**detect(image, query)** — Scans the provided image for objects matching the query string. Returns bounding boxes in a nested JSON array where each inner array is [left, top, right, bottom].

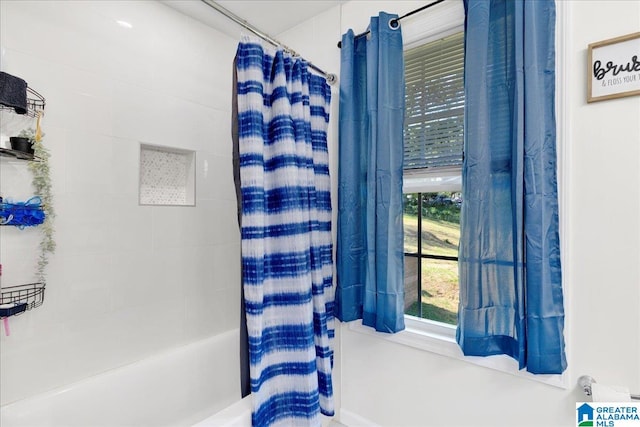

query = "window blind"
[[404, 32, 464, 171]]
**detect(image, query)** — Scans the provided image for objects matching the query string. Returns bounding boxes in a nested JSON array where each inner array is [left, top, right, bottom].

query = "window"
[[402, 32, 464, 325], [350, 2, 567, 387], [404, 32, 464, 171]]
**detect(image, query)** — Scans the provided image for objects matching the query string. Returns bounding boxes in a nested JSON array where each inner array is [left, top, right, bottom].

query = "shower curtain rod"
[[200, 0, 337, 85], [336, 0, 447, 48]]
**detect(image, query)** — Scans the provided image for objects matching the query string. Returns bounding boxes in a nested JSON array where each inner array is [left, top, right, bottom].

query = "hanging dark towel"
[[232, 55, 251, 399], [0, 72, 28, 115]]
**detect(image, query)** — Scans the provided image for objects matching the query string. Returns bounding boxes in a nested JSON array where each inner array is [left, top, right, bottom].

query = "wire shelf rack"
[[0, 147, 37, 161], [0, 282, 46, 316], [0, 86, 46, 118]]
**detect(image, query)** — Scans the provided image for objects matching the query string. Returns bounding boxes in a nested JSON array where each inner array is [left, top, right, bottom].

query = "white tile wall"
[[0, 0, 240, 405]]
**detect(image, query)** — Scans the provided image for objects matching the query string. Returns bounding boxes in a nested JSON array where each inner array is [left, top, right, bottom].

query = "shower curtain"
[[235, 37, 334, 427]]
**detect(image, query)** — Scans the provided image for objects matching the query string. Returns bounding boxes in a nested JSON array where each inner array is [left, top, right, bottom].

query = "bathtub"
[[192, 396, 350, 427], [0, 327, 358, 427], [0, 329, 242, 426], [192, 395, 252, 427]]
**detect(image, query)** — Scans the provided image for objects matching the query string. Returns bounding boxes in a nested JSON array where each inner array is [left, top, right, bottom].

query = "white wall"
[[0, 0, 240, 405], [567, 0, 640, 418], [281, 1, 640, 426]]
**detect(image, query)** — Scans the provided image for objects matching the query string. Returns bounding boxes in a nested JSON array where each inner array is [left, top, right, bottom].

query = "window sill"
[[346, 316, 568, 390]]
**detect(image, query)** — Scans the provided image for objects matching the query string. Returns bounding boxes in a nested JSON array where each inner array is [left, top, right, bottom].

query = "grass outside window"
[[403, 193, 460, 325]]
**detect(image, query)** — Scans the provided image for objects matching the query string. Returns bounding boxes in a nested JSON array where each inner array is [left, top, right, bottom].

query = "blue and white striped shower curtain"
[[235, 38, 335, 427]]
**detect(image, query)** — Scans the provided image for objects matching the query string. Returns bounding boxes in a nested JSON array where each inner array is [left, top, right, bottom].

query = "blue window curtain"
[[457, 0, 567, 374], [235, 37, 335, 427], [335, 12, 406, 333]]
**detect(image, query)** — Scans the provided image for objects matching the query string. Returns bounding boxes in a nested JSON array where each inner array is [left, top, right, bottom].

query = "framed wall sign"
[[587, 32, 640, 103]]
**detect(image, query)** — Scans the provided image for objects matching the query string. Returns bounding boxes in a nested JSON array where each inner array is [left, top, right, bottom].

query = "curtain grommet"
[[389, 19, 399, 30]]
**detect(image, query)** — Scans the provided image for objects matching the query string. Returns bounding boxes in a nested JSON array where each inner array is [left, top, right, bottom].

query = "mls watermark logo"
[[578, 403, 595, 426], [577, 402, 640, 426]]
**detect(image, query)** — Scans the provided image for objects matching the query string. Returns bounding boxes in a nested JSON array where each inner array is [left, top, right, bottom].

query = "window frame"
[[346, 0, 570, 389]]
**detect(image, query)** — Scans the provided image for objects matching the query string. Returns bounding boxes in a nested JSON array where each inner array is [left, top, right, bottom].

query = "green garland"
[[20, 128, 55, 282]]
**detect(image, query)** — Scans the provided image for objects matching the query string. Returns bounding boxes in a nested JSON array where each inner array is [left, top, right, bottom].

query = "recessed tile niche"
[[139, 144, 195, 206]]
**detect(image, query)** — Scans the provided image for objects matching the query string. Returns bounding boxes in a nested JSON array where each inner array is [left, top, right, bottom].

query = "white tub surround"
[[1, 331, 240, 427]]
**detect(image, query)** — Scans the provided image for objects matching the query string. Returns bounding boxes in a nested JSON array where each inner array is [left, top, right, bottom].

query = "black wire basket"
[[0, 86, 46, 118], [0, 282, 45, 317]]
